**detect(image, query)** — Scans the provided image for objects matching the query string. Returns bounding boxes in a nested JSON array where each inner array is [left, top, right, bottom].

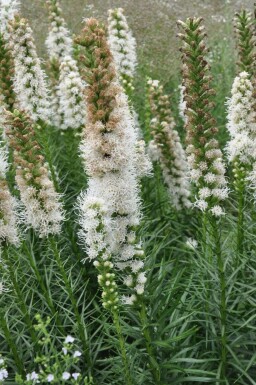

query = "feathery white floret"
[[0, 0, 20, 36], [45, 0, 73, 61], [8, 17, 51, 122], [57, 55, 86, 129], [226, 72, 256, 164]]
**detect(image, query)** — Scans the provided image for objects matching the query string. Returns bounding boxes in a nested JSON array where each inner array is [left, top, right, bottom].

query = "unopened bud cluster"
[[108, 8, 136, 97], [0, 35, 15, 110], [234, 10, 255, 76], [147, 78, 191, 210], [178, 17, 228, 216], [5, 110, 64, 237]]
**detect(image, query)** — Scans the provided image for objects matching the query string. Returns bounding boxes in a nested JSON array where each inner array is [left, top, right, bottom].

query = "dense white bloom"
[[0, 0, 20, 36], [226, 72, 256, 164], [8, 17, 51, 122], [0, 144, 19, 245], [57, 56, 86, 129], [108, 8, 137, 90], [45, 0, 73, 61], [73, 350, 82, 358]]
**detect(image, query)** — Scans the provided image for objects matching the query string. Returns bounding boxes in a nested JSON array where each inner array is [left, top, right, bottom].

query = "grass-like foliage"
[[0, 1, 256, 385]]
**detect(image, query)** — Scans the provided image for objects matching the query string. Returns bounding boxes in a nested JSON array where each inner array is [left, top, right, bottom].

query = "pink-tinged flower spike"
[[234, 10, 255, 76], [147, 78, 191, 210], [108, 8, 137, 98], [8, 16, 51, 123], [0, 0, 20, 37], [57, 55, 86, 129], [177, 18, 228, 217], [5, 110, 64, 238], [75, 18, 146, 305], [0, 143, 19, 245]]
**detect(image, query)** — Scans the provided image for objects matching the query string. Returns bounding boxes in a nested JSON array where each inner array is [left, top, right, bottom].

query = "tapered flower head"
[[234, 10, 255, 76], [147, 78, 191, 209], [8, 16, 51, 122], [178, 17, 228, 216], [56, 55, 86, 129], [108, 8, 137, 96], [45, 0, 73, 62], [5, 110, 64, 237]]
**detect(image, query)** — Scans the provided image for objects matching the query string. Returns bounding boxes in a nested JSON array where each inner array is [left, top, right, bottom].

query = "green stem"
[[212, 218, 227, 381], [49, 237, 93, 375], [111, 308, 133, 385], [237, 185, 245, 265], [0, 312, 25, 375], [21, 241, 63, 333], [139, 301, 161, 384]]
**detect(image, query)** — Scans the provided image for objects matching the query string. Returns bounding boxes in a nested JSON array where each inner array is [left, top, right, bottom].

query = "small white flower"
[[62, 372, 71, 380], [0, 368, 8, 380], [186, 238, 198, 250], [72, 373, 81, 380], [47, 374, 54, 382], [62, 347, 68, 355], [73, 350, 82, 358], [65, 335, 75, 344]]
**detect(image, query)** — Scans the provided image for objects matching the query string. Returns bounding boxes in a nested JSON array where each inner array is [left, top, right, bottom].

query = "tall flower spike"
[[0, 0, 20, 37], [0, 142, 19, 245], [76, 18, 146, 305], [5, 110, 64, 238], [108, 8, 137, 97], [57, 55, 86, 129], [147, 78, 191, 210], [234, 10, 255, 76], [226, 72, 256, 190], [177, 18, 228, 217], [8, 16, 51, 123]]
